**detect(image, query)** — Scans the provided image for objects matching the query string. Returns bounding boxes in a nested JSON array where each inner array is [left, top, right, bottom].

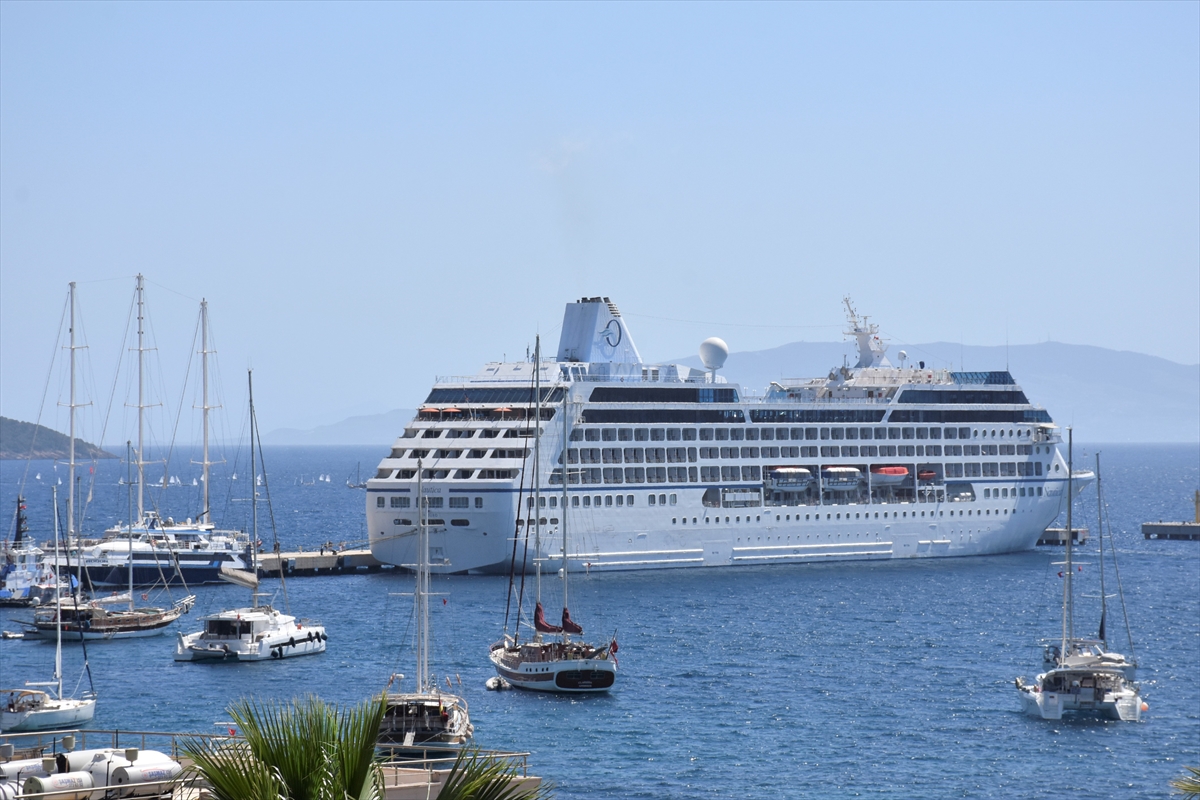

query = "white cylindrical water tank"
[[0, 757, 49, 782], [110, 762, 183, 796], [21, 771, 95, 799]]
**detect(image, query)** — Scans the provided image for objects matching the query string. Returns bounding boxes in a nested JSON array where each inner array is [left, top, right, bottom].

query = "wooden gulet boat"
[[488, 336, 618, 693]]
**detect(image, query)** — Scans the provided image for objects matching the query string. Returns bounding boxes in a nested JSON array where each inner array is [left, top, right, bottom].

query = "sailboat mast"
[[200, 299, 212, 524], [248, 371, 258, 608], [416, 459, 428, 693], [533, 336, 542, 606], [52, 486, 63, 700], [66, 282, 78, 539], [561, 390, 569, 636], [1095, 453, 1108, 647], [127, 441, 134, 612], [135, 274, 146, 522], [1062, 428, 1074, 652]]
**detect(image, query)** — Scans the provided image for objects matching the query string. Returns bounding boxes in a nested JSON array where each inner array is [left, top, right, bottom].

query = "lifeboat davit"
[[870, 465, 909, 485]]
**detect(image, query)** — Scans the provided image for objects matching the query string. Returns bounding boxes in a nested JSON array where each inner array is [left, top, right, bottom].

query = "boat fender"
[[306, 631, 313, 642], [272, 649, 280, 658]]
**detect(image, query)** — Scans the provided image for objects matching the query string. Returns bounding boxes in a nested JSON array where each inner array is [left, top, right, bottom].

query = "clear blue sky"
[[2, 1, 1197, 440]]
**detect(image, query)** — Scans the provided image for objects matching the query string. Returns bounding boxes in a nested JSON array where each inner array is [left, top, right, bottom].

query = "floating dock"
[[255, 548, 399, 577], [1037, 527, 1088, 546]]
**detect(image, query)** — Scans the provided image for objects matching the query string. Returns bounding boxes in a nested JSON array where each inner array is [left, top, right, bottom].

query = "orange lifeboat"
[[870, 465, 908, 485]]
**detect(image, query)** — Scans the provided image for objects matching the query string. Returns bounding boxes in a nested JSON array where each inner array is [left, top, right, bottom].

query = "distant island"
[[0, 416, 116, 460]]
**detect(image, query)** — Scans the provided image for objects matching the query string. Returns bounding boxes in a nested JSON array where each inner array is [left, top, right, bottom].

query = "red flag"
[[442, 598, 447, 605]]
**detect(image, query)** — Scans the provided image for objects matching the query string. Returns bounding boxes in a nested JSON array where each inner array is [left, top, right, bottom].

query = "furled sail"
[[561, 607, 583, 635], [534, 601, 562, 634], [219, 565, 259, 590]]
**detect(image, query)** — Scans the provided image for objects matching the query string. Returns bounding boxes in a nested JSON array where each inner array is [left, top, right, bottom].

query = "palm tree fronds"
[[437, 746, 552, 800], [1170, 765, 1200, 799]]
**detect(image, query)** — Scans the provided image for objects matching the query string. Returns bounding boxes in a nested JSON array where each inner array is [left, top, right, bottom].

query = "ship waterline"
[[369, 297, 1086, 574]]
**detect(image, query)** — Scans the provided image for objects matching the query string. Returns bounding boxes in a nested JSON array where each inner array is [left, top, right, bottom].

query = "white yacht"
[[369, 297, 1089, 575], [0, 497, 61, 607], [174, 371, 327, 663]]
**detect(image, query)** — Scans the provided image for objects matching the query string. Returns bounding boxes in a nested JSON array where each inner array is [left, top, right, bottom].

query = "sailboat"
[[45, 287, 252, 589], [1037, 452, 1139, 680], [1016, 430, 1145, 721], [175, 371, 327, 662], [488, 336, 618, 693], [346, 463, 367, 489], [28, 443, 195, 641], [379, 460, 473, 749], [1, 487, 97, 732]]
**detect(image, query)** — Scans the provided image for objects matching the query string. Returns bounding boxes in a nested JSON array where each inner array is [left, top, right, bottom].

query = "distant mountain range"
[[0, 416, 116, 460], [259, 341, 1198, 446], [261, 409, 417, 447]]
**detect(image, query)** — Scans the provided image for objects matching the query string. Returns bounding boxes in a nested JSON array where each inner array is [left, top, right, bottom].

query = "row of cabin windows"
[[378, 456, 1046, 484], [402, 425, 1039, 445], [569, 426, 1035, 443], [400, 428, 533, 441], [527, 493, 680, 509], [567, 444, 1041, 463], [375, 468, 519, 480], [390, 447, 531, 459], [378, 496, 485, 509]]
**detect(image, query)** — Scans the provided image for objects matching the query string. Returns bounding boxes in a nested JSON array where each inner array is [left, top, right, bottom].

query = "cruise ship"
[[368, 297, 1086, 574]]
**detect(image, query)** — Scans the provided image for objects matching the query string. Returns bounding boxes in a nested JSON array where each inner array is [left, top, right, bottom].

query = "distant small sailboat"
[[34, 473, 41, 481], [191, 478, 198, 486]]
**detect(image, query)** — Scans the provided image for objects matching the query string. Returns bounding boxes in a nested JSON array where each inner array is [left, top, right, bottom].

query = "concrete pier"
[[1037, 527, 1089, 546], [1142, 522, 1200, 541]]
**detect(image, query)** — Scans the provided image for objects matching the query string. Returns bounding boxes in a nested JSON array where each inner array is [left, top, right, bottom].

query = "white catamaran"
[[1015, 431, 1145, 722], [370, 297, 1091, 575]]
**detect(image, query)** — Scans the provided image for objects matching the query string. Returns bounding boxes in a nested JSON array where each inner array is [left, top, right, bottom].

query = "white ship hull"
[[370, 477, 1075, 574]]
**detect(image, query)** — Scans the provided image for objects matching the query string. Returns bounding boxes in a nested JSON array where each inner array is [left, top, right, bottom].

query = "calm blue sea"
[[2, 443, 1198, 799]]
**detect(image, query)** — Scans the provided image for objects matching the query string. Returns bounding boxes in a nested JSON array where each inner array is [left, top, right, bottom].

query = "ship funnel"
[[556, 297, 642, 364]]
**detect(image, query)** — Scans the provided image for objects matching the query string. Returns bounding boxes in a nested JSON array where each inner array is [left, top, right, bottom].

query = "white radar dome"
[[699, 337, 729, 371]]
